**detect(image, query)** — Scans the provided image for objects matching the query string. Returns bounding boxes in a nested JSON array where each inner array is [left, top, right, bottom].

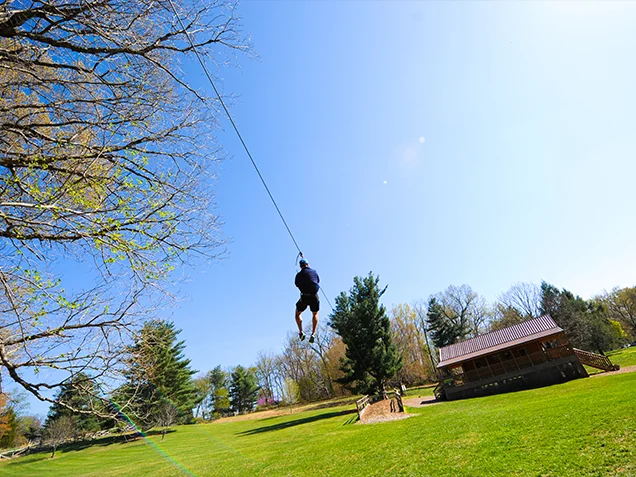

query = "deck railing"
[[573, 348, 619, 372]]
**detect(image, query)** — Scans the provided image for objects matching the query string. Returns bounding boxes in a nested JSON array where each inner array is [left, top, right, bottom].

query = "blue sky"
[[178, 0, 636, 368], [21, 1, 636, 416]]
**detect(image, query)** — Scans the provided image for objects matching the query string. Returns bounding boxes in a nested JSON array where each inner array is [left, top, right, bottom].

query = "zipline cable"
[[161, 0, 398, 384], [168, 0, 339, 315], [167, 1, 377, 363], [167, 0, 303, 257], [167, 4, 379, 380]]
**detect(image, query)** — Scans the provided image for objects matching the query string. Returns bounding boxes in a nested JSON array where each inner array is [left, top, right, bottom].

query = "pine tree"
[[208, 366, 231, 417], [540, 282, 622, 353], [117, 320, 198, 430], [329, 273, 402, 394], [426, 297, 464, 348], [43, 373, 103, 438], [228, 366, 259, 414]]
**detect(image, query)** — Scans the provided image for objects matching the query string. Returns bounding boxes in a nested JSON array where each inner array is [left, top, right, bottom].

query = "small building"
[[435, 315, 588, 401]]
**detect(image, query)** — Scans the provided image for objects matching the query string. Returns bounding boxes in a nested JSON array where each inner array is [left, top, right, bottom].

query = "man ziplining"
[[295, 259, 320, 343]]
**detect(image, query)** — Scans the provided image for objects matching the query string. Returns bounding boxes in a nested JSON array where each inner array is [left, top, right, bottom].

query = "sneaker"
[[308, 334, 315, 344], [299, 332, 306, 341]]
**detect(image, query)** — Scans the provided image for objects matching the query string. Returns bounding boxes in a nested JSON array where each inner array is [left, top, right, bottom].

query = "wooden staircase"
[[573, 348, 620, 372], [433, 382, 445, 401]]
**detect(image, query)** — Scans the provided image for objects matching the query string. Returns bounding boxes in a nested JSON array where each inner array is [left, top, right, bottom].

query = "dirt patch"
[[590, 365, 636, 377], [359, 399, 413, 424]]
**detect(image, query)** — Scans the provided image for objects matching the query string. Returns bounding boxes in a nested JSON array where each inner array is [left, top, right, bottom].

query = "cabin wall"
[[441, 355, 587, 401], [438, 333, 587, 400]]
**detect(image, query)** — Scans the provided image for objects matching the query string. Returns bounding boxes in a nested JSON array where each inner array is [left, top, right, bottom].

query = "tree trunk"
[[422, 326, 438, 371]]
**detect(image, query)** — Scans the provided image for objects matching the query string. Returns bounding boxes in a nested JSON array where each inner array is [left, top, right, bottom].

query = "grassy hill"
[[608, 345, 636, 368], [2, 351, 635, 476]]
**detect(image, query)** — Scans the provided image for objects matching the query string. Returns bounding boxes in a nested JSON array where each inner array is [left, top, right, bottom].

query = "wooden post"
[[510, 351, 520, 371], [495, 353, 508, 373], [396, 392, 404, 413], [486, 358, 495, 377]]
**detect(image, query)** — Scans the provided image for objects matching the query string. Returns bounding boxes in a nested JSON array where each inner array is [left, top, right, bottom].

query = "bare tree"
[[498, 283, 541, 319], [44, 415, 74, 458], [155, 401, 179, 441], [192, 375, 211, 420], [321, 337, 349, 397], [278, 331, 332, 402], [390, 304, 434, 385], [280, 377, 299, 414], [253, 327, 348, 404], [254, 351, 279, 403], [603, 287, 636, 339], [0, 1, 248, 417], [433, 285, 491, 338], [306, 324, 337, 397]]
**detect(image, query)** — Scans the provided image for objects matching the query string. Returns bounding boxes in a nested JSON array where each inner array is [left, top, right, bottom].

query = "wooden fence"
[[0, 446, 32, 460], [355, 395, 370, 418]]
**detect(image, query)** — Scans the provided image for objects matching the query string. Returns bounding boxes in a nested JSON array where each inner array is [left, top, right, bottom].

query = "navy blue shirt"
[[295, 267, 320, 295]]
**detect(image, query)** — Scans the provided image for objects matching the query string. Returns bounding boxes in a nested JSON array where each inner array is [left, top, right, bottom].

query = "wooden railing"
[[387, 389, 404, 413], [574, 348, 620, 372], [433, 382, 445, 401], [356, 395, 370, 418], [0, 446, 32, 460]]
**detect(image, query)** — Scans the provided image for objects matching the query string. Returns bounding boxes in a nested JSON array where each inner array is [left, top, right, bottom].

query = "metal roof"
[[437, 315, 563, 369]]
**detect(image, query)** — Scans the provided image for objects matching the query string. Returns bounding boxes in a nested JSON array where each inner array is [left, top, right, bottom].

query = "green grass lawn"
[[2, 371, 635, 477], [404, 384, 435, 399], [608, 346, 636, 368]]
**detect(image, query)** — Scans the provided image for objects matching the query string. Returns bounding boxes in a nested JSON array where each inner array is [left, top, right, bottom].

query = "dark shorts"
[[296, 294, 320, 313]]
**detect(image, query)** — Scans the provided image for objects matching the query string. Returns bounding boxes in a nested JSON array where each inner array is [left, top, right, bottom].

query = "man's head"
[[299, 259, 308, 268]]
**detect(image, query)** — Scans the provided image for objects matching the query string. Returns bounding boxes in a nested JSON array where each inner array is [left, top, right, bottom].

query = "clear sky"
[[22, 1, 636, 416]]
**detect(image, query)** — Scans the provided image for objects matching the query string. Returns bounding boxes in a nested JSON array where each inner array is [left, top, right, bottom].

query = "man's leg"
[[311, 311, 319, 336], [295, 308, 304, 334]]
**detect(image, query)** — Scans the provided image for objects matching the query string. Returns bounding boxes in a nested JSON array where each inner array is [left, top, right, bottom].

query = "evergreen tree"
[[329, 273, 402, 394], [228, 366, 260, 414], [208, 366, 231, 417], [43, 373, 103, 438], [426, 297, 465, 348], [192, 366, 231, 419], [540, 281, 622, 353], [117, 320, 198, 430]]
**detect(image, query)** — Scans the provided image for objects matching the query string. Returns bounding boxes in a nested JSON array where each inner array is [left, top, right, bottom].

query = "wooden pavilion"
[[435, 315, 596, 401]]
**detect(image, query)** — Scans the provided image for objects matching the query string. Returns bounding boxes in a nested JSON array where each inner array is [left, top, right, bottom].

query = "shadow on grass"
[[255, 398, 359, 423], [3, 429, 178, 466], [239, 409, 356, 436], [304, 397, 359, 412], [63, 429, 177, 453]]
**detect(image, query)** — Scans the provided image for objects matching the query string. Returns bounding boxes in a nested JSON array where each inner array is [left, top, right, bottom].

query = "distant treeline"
[[4, 281, 632, 450]]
